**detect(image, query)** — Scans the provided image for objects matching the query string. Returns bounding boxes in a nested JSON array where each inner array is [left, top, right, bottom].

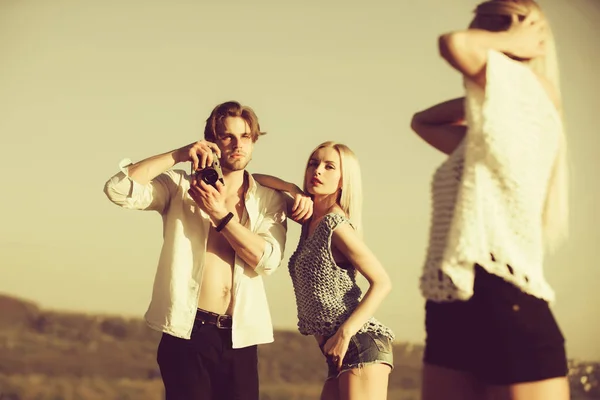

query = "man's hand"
[[176, 140, 222, 171], [187, 178, 229, 225]]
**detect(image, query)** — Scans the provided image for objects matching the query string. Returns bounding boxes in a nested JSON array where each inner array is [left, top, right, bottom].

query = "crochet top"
[[288, 213, 395, 340], [420, 50, 563, 303]]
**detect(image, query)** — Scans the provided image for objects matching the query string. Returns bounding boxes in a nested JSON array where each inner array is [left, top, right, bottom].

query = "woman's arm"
[[253, 173, 298, 194], [411, 97, 466, 155], [438, 13, 546, 88], [331, 224, 392, 337], [252, 173, 313, 223], [322, 223, 392, 369]]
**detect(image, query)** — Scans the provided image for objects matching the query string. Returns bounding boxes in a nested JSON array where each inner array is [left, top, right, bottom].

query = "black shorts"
[[424, 265, 568, 385]]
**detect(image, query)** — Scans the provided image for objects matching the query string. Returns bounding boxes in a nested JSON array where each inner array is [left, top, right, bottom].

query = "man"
[[103, 101, 287, 400]]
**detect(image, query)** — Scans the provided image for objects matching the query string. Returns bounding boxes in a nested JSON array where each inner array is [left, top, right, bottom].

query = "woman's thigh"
[[320, 378, 339, 400], [485, 376, 570, 400], [421, 363, 484, 400], [338, 363, 391, 400]]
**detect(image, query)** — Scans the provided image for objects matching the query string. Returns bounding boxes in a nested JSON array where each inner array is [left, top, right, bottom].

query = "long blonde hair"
[[472, 0, 569, 251], [303, 141, 364, 235]]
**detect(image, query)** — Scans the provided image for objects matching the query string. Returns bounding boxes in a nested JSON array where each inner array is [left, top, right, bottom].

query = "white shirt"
[[421, 50, 562, 303], [103, 159, 287, 348]]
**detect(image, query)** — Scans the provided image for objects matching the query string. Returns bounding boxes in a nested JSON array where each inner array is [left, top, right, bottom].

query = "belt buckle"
[[215, 315, 228, 329]]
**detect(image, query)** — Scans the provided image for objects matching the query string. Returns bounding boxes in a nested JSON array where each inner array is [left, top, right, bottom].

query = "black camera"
[[194, 152, 224, 188]]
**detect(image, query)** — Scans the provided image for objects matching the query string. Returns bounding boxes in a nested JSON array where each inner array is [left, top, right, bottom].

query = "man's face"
[[214, 116, 254, 172]]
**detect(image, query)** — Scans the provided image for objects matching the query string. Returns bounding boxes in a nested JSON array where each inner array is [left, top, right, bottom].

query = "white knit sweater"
[[420, 50, 563, 303]]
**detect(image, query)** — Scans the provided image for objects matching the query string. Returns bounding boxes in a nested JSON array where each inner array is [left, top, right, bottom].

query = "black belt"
[[195, 308, 233, 329]]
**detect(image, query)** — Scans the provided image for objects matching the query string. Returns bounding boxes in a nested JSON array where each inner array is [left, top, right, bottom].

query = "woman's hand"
[[439, 12, 548, 86], [506, 13, 546, 60], [322, 328, 352, 371], [289, 186, 313, 223], [252, 174, 312, 222]]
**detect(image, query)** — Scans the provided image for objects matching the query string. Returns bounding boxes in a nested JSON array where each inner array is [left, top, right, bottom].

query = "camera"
[[194, 152, 224, 188]]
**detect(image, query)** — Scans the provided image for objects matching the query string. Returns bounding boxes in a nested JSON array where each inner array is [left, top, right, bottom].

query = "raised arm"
[[253, 174, 298, 194], [438, 13, 548, 90], [411, 97, 466, 155], [103, 140, 222, 212], [253, 173, 313, 223], [127, 141, 221, 185]]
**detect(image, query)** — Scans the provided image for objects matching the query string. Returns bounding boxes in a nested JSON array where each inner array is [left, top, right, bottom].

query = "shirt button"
[[512, 304, 520, 312]]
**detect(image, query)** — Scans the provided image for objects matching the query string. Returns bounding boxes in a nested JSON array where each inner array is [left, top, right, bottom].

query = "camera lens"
[[201, 169, 219, 184]]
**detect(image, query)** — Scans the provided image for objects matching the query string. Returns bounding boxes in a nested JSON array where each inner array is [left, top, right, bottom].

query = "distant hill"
[[0, 294, 597, 400]]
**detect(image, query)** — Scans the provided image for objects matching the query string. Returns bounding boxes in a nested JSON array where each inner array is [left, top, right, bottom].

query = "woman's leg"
[[316, 334, 341, 400], [421, 296, 484, 400], [485, 376, 570, 400], [337, 363, 391, 400], [421, 363, 484, 400], [320, 378, 340, 400], [470, 266, 570, 400]]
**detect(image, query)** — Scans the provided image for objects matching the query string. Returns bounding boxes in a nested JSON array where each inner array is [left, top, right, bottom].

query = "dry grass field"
[[0, 294, 596, 400]]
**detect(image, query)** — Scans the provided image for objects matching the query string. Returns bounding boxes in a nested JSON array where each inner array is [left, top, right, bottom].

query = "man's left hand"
[[188, 179, 229, 225]]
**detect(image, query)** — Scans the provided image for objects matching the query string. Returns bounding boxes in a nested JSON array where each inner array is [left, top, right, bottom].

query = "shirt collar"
[[245, 171, 258, 201]]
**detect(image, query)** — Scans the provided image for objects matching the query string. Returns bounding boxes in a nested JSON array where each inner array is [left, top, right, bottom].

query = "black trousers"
[[157, 320, 259, 400]]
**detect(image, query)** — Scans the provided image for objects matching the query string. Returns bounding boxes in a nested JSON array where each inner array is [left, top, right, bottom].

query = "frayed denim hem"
[[326, 360, 394, 381]]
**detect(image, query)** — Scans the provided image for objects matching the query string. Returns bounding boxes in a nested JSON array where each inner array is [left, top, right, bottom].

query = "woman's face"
[[305, 146, 342, 197]]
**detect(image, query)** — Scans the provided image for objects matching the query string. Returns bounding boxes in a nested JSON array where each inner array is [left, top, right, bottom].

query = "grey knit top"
[[288, 212, 395, 340]]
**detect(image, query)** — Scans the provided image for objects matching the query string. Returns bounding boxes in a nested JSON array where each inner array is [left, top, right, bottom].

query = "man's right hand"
[[176, 140, 222, 171]]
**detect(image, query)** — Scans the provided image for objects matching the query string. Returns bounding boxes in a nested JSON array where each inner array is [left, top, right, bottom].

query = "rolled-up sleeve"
[[103, 158, 176, 214], [253, 191, 287, 276]]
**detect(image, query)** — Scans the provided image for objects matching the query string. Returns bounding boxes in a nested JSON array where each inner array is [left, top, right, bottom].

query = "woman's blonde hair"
[[303, 141, 364, 235], [471, 0, 569, 250]]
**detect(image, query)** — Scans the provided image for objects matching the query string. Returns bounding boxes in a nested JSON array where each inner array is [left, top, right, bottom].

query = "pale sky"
[[1, 0, 598, 360]]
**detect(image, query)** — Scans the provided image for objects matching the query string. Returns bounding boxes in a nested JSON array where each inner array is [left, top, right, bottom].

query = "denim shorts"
[[319, 331, 394, 380]]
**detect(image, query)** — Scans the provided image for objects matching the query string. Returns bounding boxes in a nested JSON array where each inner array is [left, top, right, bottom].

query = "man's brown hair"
[[204, 101, 265, 143]]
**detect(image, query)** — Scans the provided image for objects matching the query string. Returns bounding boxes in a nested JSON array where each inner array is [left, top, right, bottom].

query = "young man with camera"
[[103, 101, 288, 400]]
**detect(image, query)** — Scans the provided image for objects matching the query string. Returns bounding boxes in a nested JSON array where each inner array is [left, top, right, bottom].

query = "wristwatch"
[[215, 212, 234, 232]]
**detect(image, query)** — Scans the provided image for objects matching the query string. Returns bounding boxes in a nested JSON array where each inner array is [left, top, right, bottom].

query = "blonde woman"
[[254, 141, 394, 400], [411, 1, 570, 399]]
